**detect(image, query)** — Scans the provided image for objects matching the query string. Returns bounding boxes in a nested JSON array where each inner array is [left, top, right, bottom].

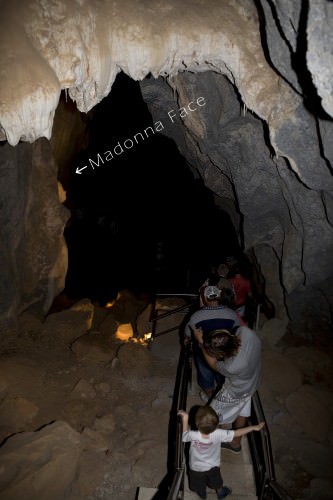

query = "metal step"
[[137, 486, 257, 500], [136, 486, 159, 499], [183, 462, 257, 500], [184, 493, 257, 499]]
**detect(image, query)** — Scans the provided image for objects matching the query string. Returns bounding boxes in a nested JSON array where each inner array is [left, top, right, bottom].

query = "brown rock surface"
[[0, 297, 332, 499]]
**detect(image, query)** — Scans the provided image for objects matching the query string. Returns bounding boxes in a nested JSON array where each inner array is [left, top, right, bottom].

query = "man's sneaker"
[[217, 486, 232, 498], [221, 442, 241, 453], [199, 390, 209, 403]]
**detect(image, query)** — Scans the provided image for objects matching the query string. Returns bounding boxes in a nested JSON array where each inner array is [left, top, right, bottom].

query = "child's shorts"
[[189, 466, 223, 498]]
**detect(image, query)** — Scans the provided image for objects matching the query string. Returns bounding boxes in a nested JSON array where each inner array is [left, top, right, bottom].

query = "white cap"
[[204, 286, 221, 300]]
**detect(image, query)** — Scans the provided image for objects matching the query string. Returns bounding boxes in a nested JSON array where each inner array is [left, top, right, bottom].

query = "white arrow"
[[75, 165, 88, 175]]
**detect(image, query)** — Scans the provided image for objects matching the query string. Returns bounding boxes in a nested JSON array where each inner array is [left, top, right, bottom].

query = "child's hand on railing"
[[177, 410, 189, 431], [177, 410, 188, 419]]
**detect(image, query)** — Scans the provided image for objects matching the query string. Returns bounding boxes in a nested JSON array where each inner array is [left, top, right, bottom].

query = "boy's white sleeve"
[[184, 321, 192, 339], [217, 429, 235, 442], [182, 430, 192, 442]]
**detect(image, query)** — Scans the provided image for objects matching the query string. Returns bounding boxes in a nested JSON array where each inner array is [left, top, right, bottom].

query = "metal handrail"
[[166, 342, 191, 500], [165, 366, 292, 500], [248, 392, 293, 499], [150, 293, 198, 339], [167, 469, 185, 500]]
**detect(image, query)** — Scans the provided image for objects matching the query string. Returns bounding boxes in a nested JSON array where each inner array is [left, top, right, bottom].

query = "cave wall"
[[140, 68, 333, 333], [136, 0, 332, 333], [0, 139, 68, 331], [0, 0, 333, 333]]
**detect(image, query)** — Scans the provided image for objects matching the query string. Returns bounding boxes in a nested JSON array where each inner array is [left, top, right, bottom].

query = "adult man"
[[185, 285, 242, 402], [198, 263, 234, 308], [193, 326, 262, 453]]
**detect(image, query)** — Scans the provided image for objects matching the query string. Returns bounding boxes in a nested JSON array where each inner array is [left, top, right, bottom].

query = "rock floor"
[[0, 292, 333, 499]]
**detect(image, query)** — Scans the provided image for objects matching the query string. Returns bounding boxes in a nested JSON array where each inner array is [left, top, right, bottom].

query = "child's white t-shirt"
[[182, 428, 235, 472]]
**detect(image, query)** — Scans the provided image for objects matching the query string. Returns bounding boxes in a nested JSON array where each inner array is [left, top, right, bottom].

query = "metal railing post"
[[255, 303, 261, 331]]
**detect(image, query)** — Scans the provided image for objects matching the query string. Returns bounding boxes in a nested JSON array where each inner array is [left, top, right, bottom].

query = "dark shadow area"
[[62, 72, 241, 304]]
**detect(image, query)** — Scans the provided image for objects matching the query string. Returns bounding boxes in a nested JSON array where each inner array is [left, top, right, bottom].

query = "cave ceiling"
[[1, 0, 333, 331], [0, 1, 329, 139]]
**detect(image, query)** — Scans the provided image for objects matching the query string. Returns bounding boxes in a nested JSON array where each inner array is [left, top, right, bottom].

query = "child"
[[178, 406, 265, 499]]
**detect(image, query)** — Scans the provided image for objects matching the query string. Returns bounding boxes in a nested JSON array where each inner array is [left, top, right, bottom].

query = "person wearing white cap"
[[198, 264, 235, 308], [184, 285, 242, 402], [203, 286, 221, 300]]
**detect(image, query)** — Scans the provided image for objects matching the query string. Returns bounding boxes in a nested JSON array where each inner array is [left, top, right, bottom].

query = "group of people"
[[179, 256, 263, 499], [199, 257, 253, 321]]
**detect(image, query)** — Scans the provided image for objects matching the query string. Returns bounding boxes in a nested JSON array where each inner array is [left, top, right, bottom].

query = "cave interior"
[[1, 2, 333, 498], [61, 72, 244, 306]]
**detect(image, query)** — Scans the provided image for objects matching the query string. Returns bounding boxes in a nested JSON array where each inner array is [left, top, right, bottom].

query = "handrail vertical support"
[[255, 303, 261, 332]]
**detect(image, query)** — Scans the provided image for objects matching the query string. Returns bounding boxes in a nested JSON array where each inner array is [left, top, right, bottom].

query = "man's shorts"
[[210, 385, 251, 424]]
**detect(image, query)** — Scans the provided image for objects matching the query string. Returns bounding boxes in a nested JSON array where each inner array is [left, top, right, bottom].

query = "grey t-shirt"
[[216, 326, 261, 398], [182, 428, 234, 471]]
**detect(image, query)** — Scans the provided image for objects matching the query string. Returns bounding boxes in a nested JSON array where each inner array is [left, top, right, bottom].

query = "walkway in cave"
[[138, 300, 258, 500]]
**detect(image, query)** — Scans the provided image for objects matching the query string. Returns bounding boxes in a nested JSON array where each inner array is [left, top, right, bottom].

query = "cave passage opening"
[[61, 72, 243, 305]]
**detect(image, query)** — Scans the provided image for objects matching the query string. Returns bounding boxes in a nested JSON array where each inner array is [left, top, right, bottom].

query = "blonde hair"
[[195, 406, 219, 434]]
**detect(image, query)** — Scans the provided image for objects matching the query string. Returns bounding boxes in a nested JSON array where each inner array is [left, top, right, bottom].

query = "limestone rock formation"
[[0, 139, 69, 330], [0, 0, 332, 333], [0, 421, 82, 500], [140, 70, 333, 330]]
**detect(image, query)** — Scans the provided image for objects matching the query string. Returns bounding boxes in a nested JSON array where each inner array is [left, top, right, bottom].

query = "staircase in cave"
[[183, 386, 258, 500], [137, 328, 259, 500]]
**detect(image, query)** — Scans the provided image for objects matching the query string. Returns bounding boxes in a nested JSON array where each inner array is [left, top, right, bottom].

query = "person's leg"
[[231, 415, 247, 448], [221, 417, 245, 453], [216, 485, 232, 499], [220, 397, 252, 452], [207, 467, 223, 490], [188, 469, 207, 499], [230, 396, 252, 447], [193, 343, 216, 398], [206, 467, 232, 499], [214, 371, 225, 391], [206, 466, 222, 492]]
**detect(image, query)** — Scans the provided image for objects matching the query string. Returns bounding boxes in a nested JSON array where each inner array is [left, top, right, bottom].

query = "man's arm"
[[201, 347, 218, 371], [184, 318, 194, 344], [192, 326, 218, 371]]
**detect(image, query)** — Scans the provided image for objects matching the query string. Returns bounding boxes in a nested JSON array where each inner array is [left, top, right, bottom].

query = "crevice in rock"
[[292, 0, 332, 119], [254, 0, 302, 96]]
